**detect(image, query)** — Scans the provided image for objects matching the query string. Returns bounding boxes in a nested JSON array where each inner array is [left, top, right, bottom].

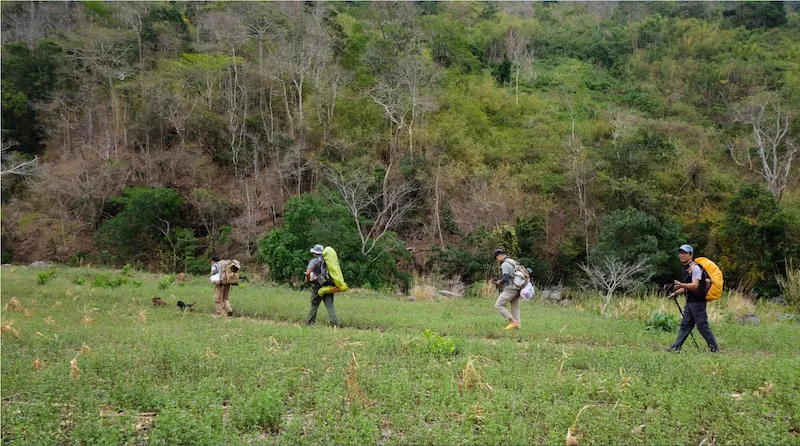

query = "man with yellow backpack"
[[667, 244, 720, 353]]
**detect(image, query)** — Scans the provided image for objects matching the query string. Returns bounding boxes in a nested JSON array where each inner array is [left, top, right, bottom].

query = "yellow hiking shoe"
[[505, 321, 519, 330]]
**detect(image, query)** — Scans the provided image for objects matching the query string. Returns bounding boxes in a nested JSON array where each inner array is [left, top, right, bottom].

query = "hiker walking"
[[493, 248, 521, 330], [667, 245, 719, 352], [211, 254, 233, 317], [305, 244, 339, 327]]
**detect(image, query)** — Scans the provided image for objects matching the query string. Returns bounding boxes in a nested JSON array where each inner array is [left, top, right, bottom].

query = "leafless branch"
[[729, 93, 798, 201], [580, 257, 652, 315]]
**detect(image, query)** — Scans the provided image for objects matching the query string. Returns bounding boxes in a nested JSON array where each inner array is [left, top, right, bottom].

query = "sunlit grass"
[[2, 265, 799, 444]]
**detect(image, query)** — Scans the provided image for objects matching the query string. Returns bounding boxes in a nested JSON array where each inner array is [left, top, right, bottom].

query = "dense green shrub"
[[257, 194, 409, 290], [149, 408, 217, 445], [233, 390, 284, 432], [646, 311, 680, 332], [36, 270, 57, 285], [591, 208, 683, 283], [718, 185, 800, 296]]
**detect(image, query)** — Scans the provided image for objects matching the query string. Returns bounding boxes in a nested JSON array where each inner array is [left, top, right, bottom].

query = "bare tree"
[[505, 26, 533, 107], [562, 91, 596, 257], [66, 27, 136, 155], [729, 92, 797, 201], [116, 2, 150, 72], [1, 140, 39, 178], [580, 257, 652, 315], [327, 166, 417, 258]]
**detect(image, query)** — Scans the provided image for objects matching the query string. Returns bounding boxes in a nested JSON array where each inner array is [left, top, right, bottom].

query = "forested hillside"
[[2, 1, 799, 295]]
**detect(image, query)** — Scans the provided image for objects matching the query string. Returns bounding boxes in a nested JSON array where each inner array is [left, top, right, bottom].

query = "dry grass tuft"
[[566, 404, 594, 446], [5, 297, 21, 310], [461, 357, 484, 391], [45, 316, 57, 326], [1, 320, 20, 338], [753, 382, 773, 397], [479, 280, 497, 299], [82, 306, 99, 325], [776, 263, 800, 309], [54, 301, 62, 307], [470, 402, 485, 425], [33, 358, 45, 371], [70, 355, 81, 379], [708, 289, 755, 322], [23, 308, 32, 318], [410, 275, 438, 301], [619, 368, 633, 389], [345, 352, 370, 408], [136, 311, 147, 324], [80, 344, 92, 354], [558, 348, 570, 376], [205, 348, 219, 359]]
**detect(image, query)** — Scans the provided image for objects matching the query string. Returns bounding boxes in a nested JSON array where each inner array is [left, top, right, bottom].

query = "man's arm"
[[496, 261, 512, 285], [671, 265, 700, 296]]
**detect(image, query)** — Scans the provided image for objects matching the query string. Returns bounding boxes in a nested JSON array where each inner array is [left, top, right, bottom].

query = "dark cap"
[[494, 248, 506, 257]]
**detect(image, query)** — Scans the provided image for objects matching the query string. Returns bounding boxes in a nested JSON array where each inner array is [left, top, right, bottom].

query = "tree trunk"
[[434, 156, 444, 249]]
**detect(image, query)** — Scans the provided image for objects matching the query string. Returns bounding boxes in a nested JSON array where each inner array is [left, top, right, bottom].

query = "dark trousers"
[[307, 284, 339, 326], [671, 301, 718, 350]]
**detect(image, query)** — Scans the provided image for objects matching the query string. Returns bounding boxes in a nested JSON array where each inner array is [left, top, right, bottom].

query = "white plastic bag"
[[520, 282, 535, 300], [209, 273, 220, 285]]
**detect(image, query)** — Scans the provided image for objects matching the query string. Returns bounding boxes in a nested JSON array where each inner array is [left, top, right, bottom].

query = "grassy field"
[[2, 266, 799, 445]]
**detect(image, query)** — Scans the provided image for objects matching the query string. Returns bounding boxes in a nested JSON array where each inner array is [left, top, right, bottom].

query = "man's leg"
[[670, 303, 696, 350], [322, 294, 339, 326], [495, 290, 516, 320], [307, 286, 322, 325], [690, 302, 719, 351], [214, 285, 225, 315], [222, 285, 233, 315], [510, 294, 521, 328]]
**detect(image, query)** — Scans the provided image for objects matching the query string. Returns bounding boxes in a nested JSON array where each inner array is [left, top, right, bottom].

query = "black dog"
[[176, 301, 196, 311]]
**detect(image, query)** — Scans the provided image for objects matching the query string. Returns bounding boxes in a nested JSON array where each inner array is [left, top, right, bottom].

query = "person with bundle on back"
[[667, 244, 720, 352], [210, 254, 240, 317], [493, 248, 531, 331], [305, 244, 340, 327]]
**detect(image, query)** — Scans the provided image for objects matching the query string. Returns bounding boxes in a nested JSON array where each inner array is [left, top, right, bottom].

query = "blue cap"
[[678, 244, 693, 254], [310, 244, 324, 255]]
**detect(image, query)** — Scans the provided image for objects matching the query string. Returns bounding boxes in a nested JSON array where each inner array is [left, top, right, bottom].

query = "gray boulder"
[[560, 299, 572, 306], [28, 261, 54, 268], [737, 313, 760, 325], [549, 290, 563, 301], [769, 296, 787, 305], [540, 289, 552, 300], [407, 296, 416, 302]]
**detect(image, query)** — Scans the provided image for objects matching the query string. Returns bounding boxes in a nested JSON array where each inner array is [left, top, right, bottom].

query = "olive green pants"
[[307, 284, 338, 326]]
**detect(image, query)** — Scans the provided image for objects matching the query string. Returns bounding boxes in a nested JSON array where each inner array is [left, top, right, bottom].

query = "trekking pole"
[[671, 295, 700, 351]]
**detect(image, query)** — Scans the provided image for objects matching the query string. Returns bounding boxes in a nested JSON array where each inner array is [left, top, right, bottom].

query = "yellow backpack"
[[694, 257, 723, 301]]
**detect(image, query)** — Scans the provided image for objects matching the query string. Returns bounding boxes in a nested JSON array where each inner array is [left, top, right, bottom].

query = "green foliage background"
[[1, 1, 799, 294]]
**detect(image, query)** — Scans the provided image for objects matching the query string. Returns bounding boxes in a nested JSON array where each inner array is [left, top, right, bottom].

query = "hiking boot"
[[505, 321, 519, 330], [665, 346, 680, 353], [709, 345, 720, 353]]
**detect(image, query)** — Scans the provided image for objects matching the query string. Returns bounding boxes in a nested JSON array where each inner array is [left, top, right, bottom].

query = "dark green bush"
[[646, 311, 679, 332], [258, 193, 409, 290], [233, 390, 283, 432], [36, 270, 57, 285]]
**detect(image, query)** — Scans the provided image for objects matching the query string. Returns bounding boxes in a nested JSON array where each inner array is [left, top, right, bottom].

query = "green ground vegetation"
[[2, 266, 799, 444]]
